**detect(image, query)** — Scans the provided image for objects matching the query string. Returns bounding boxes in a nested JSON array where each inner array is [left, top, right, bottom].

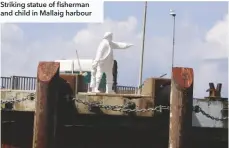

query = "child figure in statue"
[[90, 32, 133, 93]]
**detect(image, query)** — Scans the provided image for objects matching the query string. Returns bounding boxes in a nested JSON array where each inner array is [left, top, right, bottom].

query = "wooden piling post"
[[32, 62, 60, 148], [168, 67, 194, 148]]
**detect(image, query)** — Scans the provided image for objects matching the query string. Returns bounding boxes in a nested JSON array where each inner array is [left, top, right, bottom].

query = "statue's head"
[[103, 32, 113, 42]]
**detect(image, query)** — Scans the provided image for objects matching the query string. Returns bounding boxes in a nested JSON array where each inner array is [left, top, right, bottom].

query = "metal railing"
[[116, 86, 137, 94], [1, 76, 37, 90], [1, 77, 12, 89], [1, 76, 137, 94]]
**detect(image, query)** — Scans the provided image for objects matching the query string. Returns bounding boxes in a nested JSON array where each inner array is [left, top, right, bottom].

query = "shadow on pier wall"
[[1, 111, 228, 148]]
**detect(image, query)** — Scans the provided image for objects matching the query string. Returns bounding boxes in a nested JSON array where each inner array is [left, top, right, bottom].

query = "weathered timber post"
[[32, 62, 60, 148], [168, 67, 194, 148]]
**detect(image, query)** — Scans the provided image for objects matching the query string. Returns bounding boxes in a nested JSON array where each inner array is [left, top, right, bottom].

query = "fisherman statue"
[[90, 32, 133, 93]]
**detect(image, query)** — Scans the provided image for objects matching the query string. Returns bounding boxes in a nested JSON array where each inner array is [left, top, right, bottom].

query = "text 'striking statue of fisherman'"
[[90, 32, 133, 94]]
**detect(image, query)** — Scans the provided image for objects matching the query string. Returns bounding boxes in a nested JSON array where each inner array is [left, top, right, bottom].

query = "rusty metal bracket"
[[206, 82, 222, 98]]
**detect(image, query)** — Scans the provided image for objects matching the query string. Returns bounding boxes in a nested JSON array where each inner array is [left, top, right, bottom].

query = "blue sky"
[[1, 1, 228, 97], [16, 2, 227, 41]]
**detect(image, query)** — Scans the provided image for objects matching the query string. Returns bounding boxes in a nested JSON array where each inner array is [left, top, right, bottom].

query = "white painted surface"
[[55, 59, 93, 72], [192, 99, 227, 128]]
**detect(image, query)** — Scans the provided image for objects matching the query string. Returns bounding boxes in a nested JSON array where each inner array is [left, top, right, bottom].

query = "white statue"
[[90, 32, 133, 93]]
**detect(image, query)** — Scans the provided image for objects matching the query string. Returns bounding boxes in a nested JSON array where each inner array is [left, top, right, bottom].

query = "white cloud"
[[1, 23, 24, 43], [1, 14, 228, 98], [204, 14, 228, 59]]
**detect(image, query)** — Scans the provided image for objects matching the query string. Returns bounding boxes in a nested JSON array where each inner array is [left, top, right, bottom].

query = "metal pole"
[[138, 1, 147, 94], [76, 50, 82, 73], [172, 16, 176, 68], [170, 9, 176, 70]]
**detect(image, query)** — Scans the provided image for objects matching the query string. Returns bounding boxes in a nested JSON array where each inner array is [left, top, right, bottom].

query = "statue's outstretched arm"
[[111, 41, 133, 49]]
